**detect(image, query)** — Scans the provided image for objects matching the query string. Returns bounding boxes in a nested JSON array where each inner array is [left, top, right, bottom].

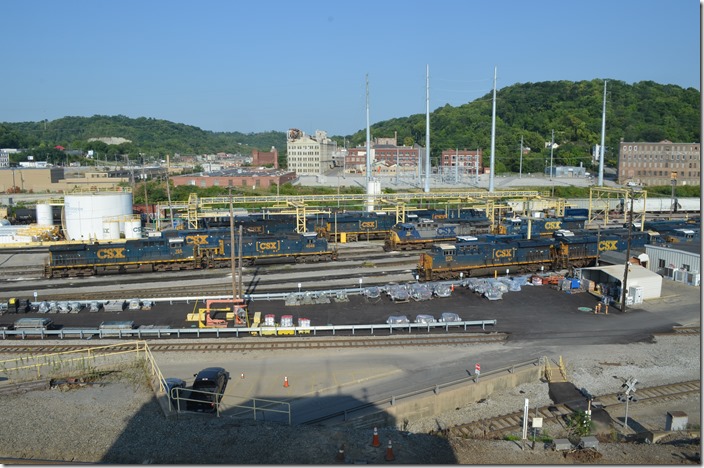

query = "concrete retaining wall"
[[343, 364, 542, 430]]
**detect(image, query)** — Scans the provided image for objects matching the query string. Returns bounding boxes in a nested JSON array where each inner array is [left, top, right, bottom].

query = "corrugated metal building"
[[576, 264, 663, 304], [645, 243, 700, 286]]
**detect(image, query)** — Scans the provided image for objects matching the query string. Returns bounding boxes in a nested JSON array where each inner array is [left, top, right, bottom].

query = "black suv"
[[188, 367, 230, 413]]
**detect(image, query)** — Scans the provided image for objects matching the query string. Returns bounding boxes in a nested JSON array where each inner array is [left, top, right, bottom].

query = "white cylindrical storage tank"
[[36, 204, 54, 226], [64, 191, 133, 241], [124, 218, 143, 239], [102, 219, 120, 240]]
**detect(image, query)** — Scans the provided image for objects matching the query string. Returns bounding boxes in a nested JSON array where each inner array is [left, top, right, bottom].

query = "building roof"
[[581, 263, 660, 281], [646, 242, 701, 256]]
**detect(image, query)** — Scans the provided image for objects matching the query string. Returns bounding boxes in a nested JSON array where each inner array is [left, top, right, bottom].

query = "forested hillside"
[[0, 79, 699, 172], [0, 115, 285, 162], [345, 79, 700, 173]]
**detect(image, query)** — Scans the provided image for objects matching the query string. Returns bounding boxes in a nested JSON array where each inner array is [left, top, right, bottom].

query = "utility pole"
[[143, 166, 149, 224], [165, 155, 174, 228], [238, 224, 243, 299], [670, 171, 677, 216], [229, 187, 237, 299], [620, 192, 634, 312]]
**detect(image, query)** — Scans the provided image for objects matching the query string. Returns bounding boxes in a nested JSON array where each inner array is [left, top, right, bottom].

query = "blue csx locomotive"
[[201, 208, 490, 243], [45, 230, 337, 278], [416, 229, 652, 281], [384, 215, 492, 251], [384, 213, 587, 251]]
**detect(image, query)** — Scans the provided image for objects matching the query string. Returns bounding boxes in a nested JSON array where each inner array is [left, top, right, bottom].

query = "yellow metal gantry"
[[162, 190, 567, 231], [587, 187, 646, 230]]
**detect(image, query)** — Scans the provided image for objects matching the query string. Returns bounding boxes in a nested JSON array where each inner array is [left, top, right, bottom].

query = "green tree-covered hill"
[[0, 79, 699, 173], [343, 79, 700, 173]]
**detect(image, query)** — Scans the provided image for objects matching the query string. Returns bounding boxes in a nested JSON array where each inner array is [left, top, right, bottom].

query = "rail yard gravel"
[[0, 333, 699, 464]]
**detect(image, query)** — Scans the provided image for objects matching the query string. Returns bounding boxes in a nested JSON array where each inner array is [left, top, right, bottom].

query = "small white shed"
[[576, 264, 662, 301]]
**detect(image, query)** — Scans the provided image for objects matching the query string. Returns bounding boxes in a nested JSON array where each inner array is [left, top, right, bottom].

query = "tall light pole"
[[598, 80, 607, 187], [424, 64, 431, 193], [488, 66, 497, 193], [365, 74, 371, 188], [549, 129, 555, 181], [519, 135, 524, 179]]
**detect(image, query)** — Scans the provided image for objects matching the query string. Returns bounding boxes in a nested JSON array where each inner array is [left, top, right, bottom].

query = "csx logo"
[[257, 241, 280, 251], [97, 248, 126, 259], [437, 227, 457, 236], [544, 221, 562, 230], [185, 235, 208, 245], [432, 214, 447, 220], [493, 248, 514, 259], [599, 240, 617, 251], [360, 221, 377, 229]]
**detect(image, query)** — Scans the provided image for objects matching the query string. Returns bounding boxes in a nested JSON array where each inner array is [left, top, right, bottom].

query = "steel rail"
[[0, 332, 505, 351]]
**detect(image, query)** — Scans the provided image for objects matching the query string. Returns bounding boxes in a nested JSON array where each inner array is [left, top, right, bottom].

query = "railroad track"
[[0, 245, 421, 300], [440, 379, 701, 439], [0, 333, 507, 355], [653, 326, 701, 336]]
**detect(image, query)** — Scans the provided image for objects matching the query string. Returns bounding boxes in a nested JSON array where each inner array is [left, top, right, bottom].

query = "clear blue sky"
[[2, 0, 700, 136]]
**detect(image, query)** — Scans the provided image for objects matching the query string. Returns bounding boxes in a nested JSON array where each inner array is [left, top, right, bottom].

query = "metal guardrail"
[[169, 387, 292, 425], [302, 357, 542, 426], [0, 320, 497, 340]]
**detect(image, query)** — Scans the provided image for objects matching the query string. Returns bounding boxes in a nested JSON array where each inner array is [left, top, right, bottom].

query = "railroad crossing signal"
[[622, 377, 638, 395], [618, 376, 638, 433]]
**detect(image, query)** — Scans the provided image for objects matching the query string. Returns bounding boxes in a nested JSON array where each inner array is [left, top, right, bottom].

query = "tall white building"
[[286, 129, 337, 175]]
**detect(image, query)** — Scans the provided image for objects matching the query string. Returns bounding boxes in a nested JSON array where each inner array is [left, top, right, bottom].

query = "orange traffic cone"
[[385, 439, 395, 461], [283, 376, 289, 388], [371, 427, 381, 447]]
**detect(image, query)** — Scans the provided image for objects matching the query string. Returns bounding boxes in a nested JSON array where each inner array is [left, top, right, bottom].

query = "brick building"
[[252, 147, 279, 169], [439, 149, 483, 174], [618, 140, 700, 186], [344, 137, 423, 174]]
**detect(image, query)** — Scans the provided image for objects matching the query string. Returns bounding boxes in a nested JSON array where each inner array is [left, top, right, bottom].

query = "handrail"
[[0, 320, 497, 340]]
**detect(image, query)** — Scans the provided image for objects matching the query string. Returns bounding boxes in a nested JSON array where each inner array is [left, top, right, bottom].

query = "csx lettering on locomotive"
[[185, 234, 208, 245], [257, 241, 281, 251], [96, 248, 126, 259], [544, 221, 562, 230], [436, 227, 457, 236], [359, 221, 377, 229], [493, 248, 514, 259], [599, 240, 618, 251]]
